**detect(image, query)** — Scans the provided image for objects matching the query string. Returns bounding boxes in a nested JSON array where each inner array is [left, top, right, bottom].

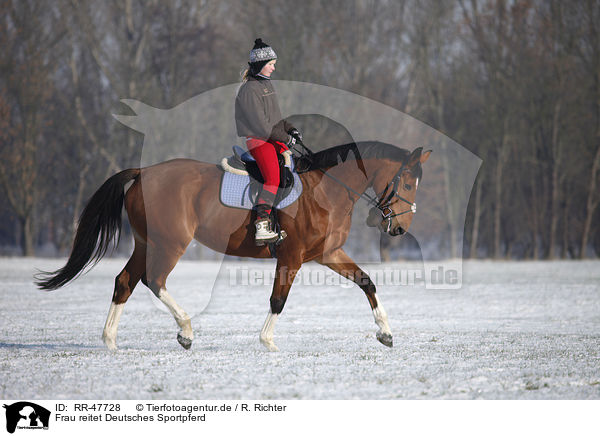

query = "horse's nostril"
[[390, 227, 406, 236]]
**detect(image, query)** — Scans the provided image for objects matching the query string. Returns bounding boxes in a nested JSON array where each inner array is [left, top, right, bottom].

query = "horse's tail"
[[35, 168, 141, 291]]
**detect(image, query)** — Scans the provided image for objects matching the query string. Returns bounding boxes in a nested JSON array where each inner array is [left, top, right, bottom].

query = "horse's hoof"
[[177, 333, 193, 350], [376, 331, 393, 348], [102, 334, 118, 351], [260, 339, 280, 352]]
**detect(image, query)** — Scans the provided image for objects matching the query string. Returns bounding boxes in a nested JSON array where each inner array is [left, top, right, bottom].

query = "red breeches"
[[246, 138, 285, 216]]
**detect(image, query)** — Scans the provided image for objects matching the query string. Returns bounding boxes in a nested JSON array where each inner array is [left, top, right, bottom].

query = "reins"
[[291, 140, 379, 206]]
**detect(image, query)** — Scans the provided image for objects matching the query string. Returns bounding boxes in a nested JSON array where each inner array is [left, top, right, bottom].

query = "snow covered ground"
[[0, 257, 598, 399]]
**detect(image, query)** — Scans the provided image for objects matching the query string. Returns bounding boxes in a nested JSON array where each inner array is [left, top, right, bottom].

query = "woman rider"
[[235, 38, 301, 245]]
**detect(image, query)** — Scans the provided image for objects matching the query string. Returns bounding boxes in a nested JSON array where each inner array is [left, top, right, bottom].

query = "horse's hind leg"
[[144, 247, 194, 350], [102, 243, 146, 350], [317, 248, 393, 347]]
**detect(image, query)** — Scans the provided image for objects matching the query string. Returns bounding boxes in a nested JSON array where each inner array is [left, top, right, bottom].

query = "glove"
[[289, 128, 302, 142], [286, 134, 297, 148], [282, 149, 292, 166]]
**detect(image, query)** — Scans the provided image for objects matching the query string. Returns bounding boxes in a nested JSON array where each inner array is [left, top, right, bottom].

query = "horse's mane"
[[302, 141, 421, 179]]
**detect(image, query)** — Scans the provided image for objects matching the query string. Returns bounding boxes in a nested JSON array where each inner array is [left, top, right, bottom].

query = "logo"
[[114, 81, 481, 297], [3, 402, 50, 433]]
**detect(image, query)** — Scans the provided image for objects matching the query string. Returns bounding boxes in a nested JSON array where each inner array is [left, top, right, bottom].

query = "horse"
[[35, 141, 431, 351]]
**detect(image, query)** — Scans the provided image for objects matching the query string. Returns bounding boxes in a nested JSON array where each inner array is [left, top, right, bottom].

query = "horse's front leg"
[[260, 257, 302, 352], [317, 249, 393, 347]]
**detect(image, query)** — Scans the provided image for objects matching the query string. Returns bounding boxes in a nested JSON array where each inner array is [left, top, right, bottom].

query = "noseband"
[[372, 164, 417, 233]]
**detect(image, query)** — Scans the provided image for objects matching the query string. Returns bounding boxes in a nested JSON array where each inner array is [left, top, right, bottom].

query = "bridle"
[[372, 163, 417, 233]]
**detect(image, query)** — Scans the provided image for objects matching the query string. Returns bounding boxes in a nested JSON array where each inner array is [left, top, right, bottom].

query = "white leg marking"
[[372, 294, 392, 336], [259, 310, 280, 352], [102, 302, 124, 351], [158, 288, 193, 341]]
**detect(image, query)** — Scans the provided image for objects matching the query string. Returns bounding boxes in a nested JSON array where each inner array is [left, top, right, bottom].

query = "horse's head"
[[367, 147, 431, 236]]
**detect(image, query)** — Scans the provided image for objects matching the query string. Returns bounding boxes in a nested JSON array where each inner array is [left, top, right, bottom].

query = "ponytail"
[[241, 67, 250, 82]]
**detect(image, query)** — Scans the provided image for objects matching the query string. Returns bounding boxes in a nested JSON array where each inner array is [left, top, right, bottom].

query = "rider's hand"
[[286, 134, 297, 147], [289, 128, 302, 142]]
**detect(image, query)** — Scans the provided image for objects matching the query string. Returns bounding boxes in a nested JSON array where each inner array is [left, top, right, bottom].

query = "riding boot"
[[254, 192, 279, 245]]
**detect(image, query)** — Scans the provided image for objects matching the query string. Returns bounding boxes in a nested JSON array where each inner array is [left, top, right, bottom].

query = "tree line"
[[1, 0, 598, 259]]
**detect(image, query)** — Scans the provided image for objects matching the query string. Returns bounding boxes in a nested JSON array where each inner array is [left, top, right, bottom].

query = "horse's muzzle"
[[366, 207, 406, 236]]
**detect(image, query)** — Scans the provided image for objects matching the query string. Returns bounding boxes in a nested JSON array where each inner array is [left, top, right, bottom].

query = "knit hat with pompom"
[[248, 38, 277, 76]]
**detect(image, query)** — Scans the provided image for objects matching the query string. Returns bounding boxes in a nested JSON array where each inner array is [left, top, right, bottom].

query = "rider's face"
[[260, 60, 276, 77]]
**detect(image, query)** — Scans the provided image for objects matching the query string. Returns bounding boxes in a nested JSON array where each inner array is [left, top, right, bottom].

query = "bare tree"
[[572, 0, 600, 258], [0, 1, 65, 255]]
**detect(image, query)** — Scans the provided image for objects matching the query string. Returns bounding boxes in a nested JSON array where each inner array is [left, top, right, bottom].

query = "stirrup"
[[257, 229, 287, 247], [273, 230, 287, 245]]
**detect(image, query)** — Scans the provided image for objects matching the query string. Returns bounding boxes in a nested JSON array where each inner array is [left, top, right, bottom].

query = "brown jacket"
[[235, 75, 295, 145]]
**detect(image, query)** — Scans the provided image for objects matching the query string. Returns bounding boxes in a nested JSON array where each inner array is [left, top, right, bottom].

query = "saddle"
[[220, 146, 296, 208]]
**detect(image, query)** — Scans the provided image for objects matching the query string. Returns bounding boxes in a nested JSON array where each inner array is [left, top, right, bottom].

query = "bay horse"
[[35, 142, 430, 351]]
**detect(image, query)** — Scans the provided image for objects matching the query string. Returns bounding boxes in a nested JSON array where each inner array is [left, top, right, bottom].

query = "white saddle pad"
[[219, 165, 303, 210]]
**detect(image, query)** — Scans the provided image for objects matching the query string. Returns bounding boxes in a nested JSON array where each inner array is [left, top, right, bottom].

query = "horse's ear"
[[420, 149, 432, 164], [408, 147, 423, 167]]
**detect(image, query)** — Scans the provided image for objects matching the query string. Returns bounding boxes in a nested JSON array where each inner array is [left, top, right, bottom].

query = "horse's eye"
[[404, 183, 412, 191]]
